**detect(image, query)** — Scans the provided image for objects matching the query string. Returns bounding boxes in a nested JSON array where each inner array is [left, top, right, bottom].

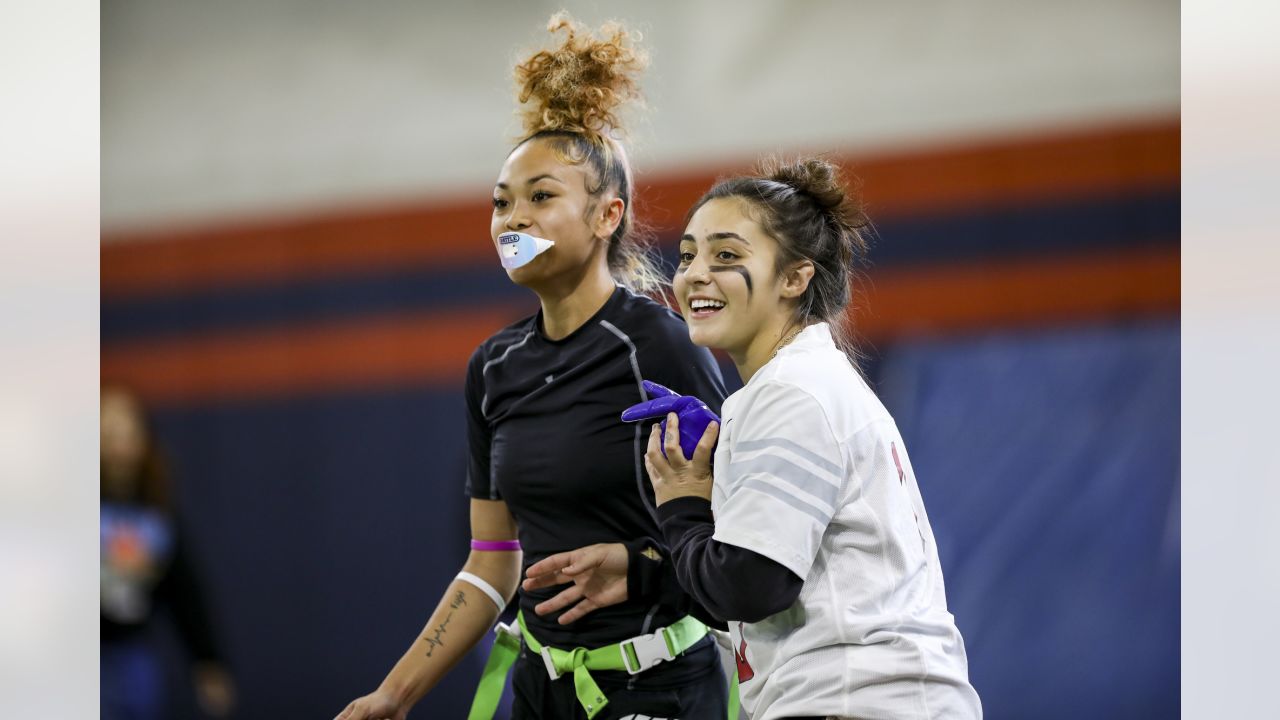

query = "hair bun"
[[765, 157, 865, 223], [514, 13, 649, 138], [758, 155, 871, 262], [768, 157, 840, 206]]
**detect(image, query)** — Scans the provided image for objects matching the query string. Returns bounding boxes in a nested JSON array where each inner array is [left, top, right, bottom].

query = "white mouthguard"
[[496, 231, 555, 269]]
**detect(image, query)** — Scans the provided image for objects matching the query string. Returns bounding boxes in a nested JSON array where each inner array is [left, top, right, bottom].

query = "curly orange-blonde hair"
[[515, 12, 648, 138], [509, 13, 666, 294]]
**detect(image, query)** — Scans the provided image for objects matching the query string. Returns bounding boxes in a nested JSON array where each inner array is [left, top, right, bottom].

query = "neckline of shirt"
[[743, 322, 834, 389], [533, 285, 626, 346]]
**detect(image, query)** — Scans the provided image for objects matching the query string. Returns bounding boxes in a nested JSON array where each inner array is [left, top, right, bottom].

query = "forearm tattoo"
[[423, 590, 468, 658]]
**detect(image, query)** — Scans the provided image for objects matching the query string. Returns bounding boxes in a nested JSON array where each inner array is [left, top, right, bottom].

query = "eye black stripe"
[[710, 265, 753, 295]]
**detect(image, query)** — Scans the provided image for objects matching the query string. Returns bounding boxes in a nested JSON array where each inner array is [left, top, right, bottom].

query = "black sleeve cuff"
[[624, 536, 665, 602], [656, 495, 714, 523], [656, 496, 714, 547]]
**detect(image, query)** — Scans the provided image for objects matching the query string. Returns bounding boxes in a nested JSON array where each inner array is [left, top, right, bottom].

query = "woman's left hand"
[[645, 412, 719, 506], [523, 543, 630, 624]]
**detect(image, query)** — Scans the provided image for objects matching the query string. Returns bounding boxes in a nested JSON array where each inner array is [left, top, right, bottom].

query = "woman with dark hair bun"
[[642, 158, 984, 719], [335, 14, 730, 720]]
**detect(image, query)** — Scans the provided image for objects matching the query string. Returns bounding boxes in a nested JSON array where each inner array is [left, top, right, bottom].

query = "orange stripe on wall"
[[102, 119, 1178, 299], [854, 245, 1180, 343], [101, 204, 491, 299], [101, 308, 523, 408], [103, 247, 1179, 408], [639, 120, 1179, 231], [853, 120, 1178, 216]]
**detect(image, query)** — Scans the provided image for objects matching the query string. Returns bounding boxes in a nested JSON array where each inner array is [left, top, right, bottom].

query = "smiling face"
[[674, 197, 791, 357], [490, 137, 621, 290]]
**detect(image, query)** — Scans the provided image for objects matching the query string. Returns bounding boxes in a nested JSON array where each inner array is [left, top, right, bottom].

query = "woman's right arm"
[[335, 498, 522, 720]]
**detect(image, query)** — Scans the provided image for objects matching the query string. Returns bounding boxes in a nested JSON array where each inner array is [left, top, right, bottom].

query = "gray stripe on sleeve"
[[740, 478, 832, 524], [598, 320, 645, 398], [734, 437, 843, 477], [598, 319, 659, 526], [727, 454, 841, 508], [479, 330, 536, 416]]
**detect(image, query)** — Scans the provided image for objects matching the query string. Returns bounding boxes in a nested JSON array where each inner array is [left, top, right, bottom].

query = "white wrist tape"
[[455, 571, 506, 610]]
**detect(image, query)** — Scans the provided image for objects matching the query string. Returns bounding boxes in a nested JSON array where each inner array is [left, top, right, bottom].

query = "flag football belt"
[[467, 610, 712, 719]]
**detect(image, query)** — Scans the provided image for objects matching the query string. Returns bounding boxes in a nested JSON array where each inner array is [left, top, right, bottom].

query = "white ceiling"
[[102, 0, 1179, 235]]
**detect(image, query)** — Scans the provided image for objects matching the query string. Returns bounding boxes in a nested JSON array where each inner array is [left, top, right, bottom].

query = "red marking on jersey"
[[734, 622, 755, 682], [891, 442, 906, 483]]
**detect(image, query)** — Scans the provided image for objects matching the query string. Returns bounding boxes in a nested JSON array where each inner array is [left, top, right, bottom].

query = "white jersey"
[[710, 323, 981, 719]]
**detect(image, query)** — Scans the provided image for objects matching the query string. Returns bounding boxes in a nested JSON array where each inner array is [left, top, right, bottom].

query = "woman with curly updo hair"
[[336, 14, 731, 720]]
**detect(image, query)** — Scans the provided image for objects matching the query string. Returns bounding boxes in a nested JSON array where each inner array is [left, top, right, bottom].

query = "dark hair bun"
[[514, 13, 649, 138], [761, 156, 869, 241]]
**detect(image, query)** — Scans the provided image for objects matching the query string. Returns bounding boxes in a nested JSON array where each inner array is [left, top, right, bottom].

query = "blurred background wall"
[[101, 1, 1179, 717]]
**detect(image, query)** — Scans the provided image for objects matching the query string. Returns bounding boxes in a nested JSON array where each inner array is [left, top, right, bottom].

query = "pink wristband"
[[471, 539, 521, 552]]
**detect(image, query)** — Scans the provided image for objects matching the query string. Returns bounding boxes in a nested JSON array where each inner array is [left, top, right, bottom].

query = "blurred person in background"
[[335, 14, 731, 720], [641, 159, 982, 719], [101, 385, 237, 719]]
